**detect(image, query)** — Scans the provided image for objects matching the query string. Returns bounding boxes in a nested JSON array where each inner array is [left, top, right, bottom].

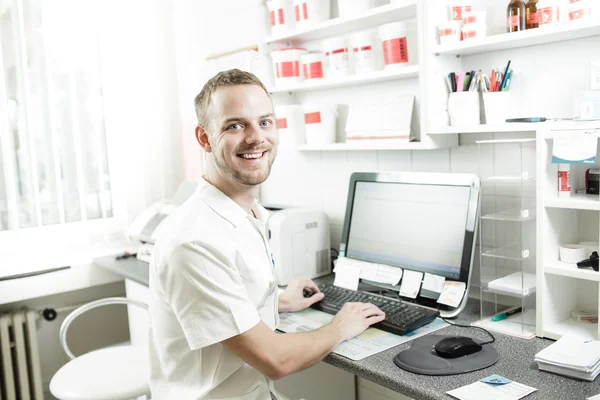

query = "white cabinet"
[[537, 125, 600, 340]]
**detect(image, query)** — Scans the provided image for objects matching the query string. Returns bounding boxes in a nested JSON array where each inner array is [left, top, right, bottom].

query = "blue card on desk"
[[480, 374, 512, 385]]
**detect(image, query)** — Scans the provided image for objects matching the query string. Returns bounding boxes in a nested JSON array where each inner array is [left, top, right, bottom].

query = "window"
[[0, 0, 112, 232]]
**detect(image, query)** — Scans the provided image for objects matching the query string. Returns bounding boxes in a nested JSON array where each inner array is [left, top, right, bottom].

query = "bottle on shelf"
[[526, 0, 539, 29], [507, 0, 527, 32]]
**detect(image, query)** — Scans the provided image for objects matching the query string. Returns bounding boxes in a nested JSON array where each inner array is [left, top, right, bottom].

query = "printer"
[[265, 206, 331, 285]]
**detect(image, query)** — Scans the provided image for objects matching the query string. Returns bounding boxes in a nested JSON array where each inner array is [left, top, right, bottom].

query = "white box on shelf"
[[487, 272, 537, 296], [345, 96, 415, 142]]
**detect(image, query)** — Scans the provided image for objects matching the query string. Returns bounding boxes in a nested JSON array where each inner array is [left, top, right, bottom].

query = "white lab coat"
[[148, 177, 281, 400]]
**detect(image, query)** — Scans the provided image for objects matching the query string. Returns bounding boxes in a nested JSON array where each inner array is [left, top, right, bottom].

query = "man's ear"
[[196, 125, 212, 153]]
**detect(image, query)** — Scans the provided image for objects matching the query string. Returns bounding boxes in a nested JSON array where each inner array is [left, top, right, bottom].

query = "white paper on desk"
[[447, 381, 537, 400], [399, 270, 423, 299], [420, 273, 445, 299], [587, 394, 600, 400], [437, 281, 466, 307], [360, 262, 403, 285], [333, 257, 362, 291]]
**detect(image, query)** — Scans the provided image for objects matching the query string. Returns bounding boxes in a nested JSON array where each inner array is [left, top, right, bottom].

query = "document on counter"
[[447, 379, 537, 400], [399, 270, 423, 299], [334, 257, 403, 287], [278, 309, 448, 360], [437, 281, 466, 308], [420, 273, 445, 299], [333, 258, 362, 291]]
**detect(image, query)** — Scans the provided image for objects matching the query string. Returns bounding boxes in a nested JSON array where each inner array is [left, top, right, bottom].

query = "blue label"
[[480, 374, 512, 385]]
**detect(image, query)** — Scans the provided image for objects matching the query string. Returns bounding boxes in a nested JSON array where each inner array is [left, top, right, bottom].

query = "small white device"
[[128, 181, 198, 262], [266, 207, 331, 285]]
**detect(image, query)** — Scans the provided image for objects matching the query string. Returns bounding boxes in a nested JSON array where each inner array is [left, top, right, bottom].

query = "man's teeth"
[[240, 152, 263, 159]]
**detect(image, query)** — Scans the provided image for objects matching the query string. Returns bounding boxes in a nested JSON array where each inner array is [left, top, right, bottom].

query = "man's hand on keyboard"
[[278, 278, 325, 313], [329, 302, 386, 342]]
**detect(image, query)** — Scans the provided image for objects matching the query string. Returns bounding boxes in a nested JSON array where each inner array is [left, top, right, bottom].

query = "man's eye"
[[259, 120, 272, 127], [227, 123, 243, 130]]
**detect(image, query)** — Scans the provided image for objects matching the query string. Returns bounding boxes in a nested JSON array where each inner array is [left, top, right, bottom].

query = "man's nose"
[[244, 123, 264, 145]]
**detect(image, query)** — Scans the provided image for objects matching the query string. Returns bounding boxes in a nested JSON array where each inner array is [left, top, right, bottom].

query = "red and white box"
[[266, 0, 294, 37], [302, 103, 338, 145], [462, 22, 487, 40], [292, 0, 331, 29], [449, 0, 472, 21], [271, 48, 308, 85], [301, 53, 325, 80], [274, 104, 305, 146], [378, 20, 417, 69], [462, 10, 486, 25], [438, 20, 462, 45], [324, 37, 351, 77], [568, 0, 596, 22]]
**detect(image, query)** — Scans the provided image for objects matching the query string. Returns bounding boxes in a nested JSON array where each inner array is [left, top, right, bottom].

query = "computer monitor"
[[339, 172, 480, 317]]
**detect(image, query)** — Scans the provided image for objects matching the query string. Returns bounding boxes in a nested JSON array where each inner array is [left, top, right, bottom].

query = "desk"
[[94, 255, 600, 400]]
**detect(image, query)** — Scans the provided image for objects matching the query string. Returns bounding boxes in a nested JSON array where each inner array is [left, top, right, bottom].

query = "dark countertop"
[[93, 256, 600, 400]]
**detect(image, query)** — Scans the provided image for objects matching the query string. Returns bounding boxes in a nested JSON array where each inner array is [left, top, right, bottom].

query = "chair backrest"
[[60, 297, 148, 360]]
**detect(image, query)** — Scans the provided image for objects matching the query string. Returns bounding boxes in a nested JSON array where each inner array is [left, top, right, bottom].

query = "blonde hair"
[[194, 69, 270, 129]]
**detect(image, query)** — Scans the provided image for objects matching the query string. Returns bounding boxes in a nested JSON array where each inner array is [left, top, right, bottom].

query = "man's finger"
[[304, 292, 324, 306]]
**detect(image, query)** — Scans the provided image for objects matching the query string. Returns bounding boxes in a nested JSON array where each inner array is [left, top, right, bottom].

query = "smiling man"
[[147, 69, 385, 400]]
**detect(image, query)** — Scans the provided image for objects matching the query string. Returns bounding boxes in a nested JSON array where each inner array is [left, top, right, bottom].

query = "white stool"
[[50, 297, 151, 400]]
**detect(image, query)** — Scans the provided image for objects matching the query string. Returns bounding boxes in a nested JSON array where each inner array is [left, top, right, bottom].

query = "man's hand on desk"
[[278, 278, 324, 313], [330, 303, 386, 342]]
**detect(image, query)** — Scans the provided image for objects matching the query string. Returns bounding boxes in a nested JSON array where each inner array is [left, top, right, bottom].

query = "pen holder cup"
[[483, 91, 512, 124], [447, 92, 480, 127]]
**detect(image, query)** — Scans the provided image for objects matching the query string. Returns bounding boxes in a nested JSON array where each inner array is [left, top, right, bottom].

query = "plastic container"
[[558, 164, 571, 197], [302, 103, 338, 145], [462, 10, 486, 25], [301, 52, 325, 80], [292, 0, 331, 29], [449, 0, 472, 20], [324, 37, 351, 77], [266, 0, 294, 36], [438, 20, 462, 45], [378, 20, 417, 69], [447, 92, 480, 126], [338, 0, 374, 18], [271, 48, 308, 84], [462, 22, 487, 39], [275, 104, 305, 146], [538, 0, 561, 26], [351, 32, 375, 74], [568, 0, 596, 22]]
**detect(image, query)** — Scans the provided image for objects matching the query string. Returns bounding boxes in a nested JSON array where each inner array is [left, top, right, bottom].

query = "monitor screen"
[[340, 172, 479, 292]]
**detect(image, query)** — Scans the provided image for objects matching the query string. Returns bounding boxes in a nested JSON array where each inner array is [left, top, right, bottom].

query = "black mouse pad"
[[393, 335, 498, 376]]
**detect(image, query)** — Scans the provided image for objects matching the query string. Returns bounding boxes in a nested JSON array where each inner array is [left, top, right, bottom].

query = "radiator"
[[0, 311, 43, 400]]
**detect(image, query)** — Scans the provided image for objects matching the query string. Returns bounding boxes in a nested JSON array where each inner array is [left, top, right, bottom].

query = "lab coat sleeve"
[[160, 242, 261, 350]]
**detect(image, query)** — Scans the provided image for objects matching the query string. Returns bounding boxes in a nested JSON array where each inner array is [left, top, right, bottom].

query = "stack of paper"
[[534, 333, 600, 381]]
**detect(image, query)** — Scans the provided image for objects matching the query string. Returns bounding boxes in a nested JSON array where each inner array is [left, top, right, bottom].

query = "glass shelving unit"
[[477, 139, 537, 339]]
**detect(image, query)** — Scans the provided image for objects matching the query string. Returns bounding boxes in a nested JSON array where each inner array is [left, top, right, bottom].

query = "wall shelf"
[[545, 261, 600, 282], [544, 194, 600, 211], [433, 21, 600, 57], [429, 123, 542, 135], [263, 0, 417, 45], [543, 318, 598, 341], [269, 66, 419, 93], [293, 141, 439, 151], [481, 209, 536, 222]]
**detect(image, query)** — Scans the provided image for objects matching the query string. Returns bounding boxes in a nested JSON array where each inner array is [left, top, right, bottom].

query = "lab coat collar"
[[197, 177, 268, 228]]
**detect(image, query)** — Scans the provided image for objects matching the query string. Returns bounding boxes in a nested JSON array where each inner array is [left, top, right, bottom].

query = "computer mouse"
[[434, 336, 482, 358]]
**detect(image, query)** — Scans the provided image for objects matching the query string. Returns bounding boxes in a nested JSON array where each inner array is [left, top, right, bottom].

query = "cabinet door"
[[274, 362, 356, 400]]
